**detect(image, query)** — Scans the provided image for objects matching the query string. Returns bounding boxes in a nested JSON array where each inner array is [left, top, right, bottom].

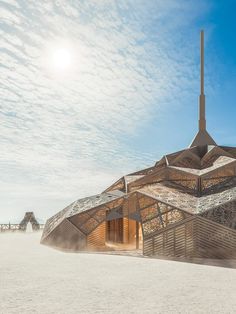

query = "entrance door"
[[106, 218, 123, 243]]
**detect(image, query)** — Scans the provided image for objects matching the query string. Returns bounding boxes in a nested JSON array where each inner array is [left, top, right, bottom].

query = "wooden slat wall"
[[123, 217, 129, 243], [87, 222, 106, 249], [143, 219, 195, 257], [196, 217, 236, 259], [143, 216, 236, 259]]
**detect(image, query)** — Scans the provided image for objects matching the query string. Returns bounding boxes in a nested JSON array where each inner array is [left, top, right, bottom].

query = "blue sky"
[[0, 0, 235, 222]]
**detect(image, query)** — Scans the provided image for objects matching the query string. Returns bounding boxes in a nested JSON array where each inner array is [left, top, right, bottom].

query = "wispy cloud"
[[0, 0, 210, 222]]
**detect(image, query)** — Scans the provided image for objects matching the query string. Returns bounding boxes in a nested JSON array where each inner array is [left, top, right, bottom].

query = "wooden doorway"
[[106, 218, 123, 243]]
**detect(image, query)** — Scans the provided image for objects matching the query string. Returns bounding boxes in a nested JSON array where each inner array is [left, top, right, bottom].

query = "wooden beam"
[[136, 221, 139, 249]]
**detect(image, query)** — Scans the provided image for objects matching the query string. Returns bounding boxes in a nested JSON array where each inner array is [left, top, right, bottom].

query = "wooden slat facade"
[[87, 222, 106, 250], [143, 216, 236, 259]]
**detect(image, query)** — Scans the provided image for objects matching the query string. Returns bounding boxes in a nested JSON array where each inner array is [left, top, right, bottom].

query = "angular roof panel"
[[169, 156, 236, 176], [66, 191, 124, 218], [138, 182, 236, 214]]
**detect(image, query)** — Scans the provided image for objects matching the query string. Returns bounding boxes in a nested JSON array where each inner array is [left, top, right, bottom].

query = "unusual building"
[[41, 31, 236, 259]]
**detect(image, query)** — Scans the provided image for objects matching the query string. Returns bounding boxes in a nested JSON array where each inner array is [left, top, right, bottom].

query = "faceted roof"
[[42, 139, 236, 243], [44, 142, 236, 238]]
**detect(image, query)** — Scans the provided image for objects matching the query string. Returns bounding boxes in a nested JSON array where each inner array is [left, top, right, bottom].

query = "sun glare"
[[51, 48, 72, 71]]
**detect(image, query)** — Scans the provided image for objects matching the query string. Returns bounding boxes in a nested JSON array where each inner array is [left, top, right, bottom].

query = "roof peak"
[[190, 130, 217, 147]]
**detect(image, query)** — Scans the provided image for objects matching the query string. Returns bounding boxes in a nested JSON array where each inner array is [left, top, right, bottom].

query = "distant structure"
[[41, 31, 236, 259], [0, 212, 42, 232], [19, 212, 40, 231]]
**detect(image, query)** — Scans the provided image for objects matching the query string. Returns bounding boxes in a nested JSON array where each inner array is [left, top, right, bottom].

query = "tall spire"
[[189, 30, 216, 148], [199, 30, 206, 131]]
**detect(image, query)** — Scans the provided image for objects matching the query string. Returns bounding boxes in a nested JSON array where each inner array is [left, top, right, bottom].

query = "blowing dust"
[[1, 232, 236, 314]]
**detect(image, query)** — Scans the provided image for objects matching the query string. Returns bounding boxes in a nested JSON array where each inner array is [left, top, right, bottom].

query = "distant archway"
[[19, 212, 40, 231]]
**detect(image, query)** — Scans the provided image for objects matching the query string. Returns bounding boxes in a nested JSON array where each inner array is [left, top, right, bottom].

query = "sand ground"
[[1, 232, 236, 314]]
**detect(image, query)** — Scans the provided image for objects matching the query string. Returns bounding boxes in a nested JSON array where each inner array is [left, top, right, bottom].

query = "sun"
[[51, 48, 72, 72], [42, 41, 77, 78]]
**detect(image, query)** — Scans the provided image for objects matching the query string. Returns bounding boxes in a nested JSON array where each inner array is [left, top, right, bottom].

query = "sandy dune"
[[1, 232, 236, 314]]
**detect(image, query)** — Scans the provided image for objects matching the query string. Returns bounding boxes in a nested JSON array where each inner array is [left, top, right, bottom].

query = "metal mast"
[[199, 30, 206, 132]]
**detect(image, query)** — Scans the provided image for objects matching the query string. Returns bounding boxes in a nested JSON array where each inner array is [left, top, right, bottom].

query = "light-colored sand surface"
[[1, 233, 236, 314]]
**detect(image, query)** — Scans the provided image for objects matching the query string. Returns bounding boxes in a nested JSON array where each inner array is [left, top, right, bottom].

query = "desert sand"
[[1, 232, 236, 314]]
